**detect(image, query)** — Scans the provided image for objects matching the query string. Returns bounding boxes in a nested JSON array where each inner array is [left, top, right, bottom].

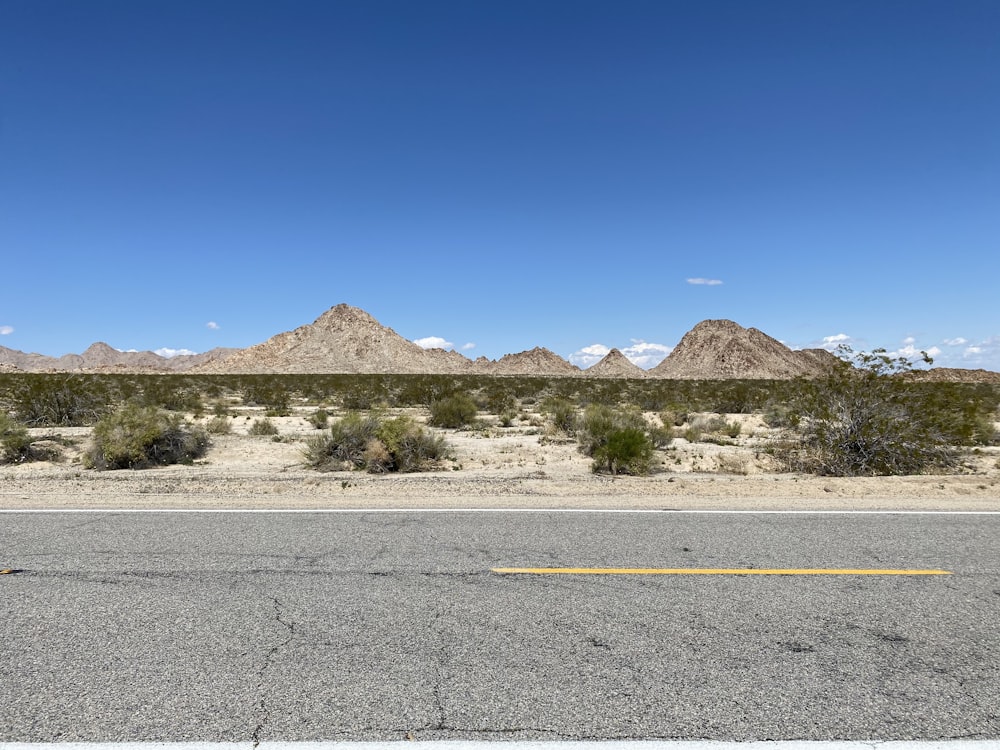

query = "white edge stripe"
[[1, 743, 998, 749], [1, 508, 999, 515]]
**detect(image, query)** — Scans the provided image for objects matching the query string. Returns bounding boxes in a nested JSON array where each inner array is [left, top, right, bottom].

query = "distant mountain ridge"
[[1, 304, 985, 380], [0, 342, 235, 373]]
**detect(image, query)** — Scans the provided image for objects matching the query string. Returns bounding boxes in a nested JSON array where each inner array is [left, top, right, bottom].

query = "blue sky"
[[2, 0, 998, 370]]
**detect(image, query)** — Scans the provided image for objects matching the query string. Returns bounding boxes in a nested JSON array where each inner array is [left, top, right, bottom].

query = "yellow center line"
[[492, 567, 952, 576]]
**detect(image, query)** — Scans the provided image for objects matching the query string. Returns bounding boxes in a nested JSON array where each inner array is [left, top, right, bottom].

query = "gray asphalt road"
[[1, 510, 998, 742]]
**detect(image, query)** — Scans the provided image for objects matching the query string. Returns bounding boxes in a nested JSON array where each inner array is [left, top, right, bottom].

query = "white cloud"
[[622, 339, 672, 369], [686, 278, 723, 286], [0, 325, 13, 335], [461, 342, 476, 351], [413, 336, 454, 350], [943, 337, 967, 346], [960, 336, 1000, 367], [888, 343, 940, 363], [568, 344, 611, 368], [817, 333, 858, 351], [155, 347, 197, 358], [206, 321, 220, 330]]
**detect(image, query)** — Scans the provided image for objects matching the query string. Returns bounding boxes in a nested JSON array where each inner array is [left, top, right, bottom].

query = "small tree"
[[788, 347, 959, 476]]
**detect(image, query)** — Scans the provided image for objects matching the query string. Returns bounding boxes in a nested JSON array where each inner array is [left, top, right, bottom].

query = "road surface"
[[2, 509, 998, 742]]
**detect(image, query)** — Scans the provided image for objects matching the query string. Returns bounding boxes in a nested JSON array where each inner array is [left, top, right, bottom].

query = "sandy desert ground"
[[2, 406, 999, 512]]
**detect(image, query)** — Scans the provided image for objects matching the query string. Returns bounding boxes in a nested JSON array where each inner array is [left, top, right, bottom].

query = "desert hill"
[[0, 343, 234, 373], [2, 305, 994, 381], [195, 304, 473, 375], [473, 347, 581, 377], [649, 319, 836, 380], [585, 348, 647, 378], [905, 368, 1000, 384]]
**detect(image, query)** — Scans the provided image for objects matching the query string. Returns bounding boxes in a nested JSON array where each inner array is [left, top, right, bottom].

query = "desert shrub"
[[308, 409, 330, 429], [137, 378, 204, 413], [577, 404, 655, 475], [660, 409, 688, 427], [762, 400, 801, 429], [428, 392, 478, 429], [541, 396, 578, 434], [370, 415, 447, 472], [486, 389, 517, 417], [648, 424, 674, 449], [691, 414, 728, 433], [249, 418, 279, 436], [241, 379, 291, 415], [212, 401, 233, 417], [85, 403, 208, 470], [10, 374, 111, 426], [0, 413, 33, 464], [591, 427, 654, 476], [725, 421, 742, 438], [786, 347, 960, 476], [682, 426, 703, 443], [303, 412, 446, 472], [205, 416, 232, 435], [340, 382, 388, 410]]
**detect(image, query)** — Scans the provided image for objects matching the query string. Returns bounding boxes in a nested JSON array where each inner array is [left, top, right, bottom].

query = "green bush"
[[577, 404, 656, 475], [428, 392, 478, 429], [303, 411, 447, 473], [485, 389, 517, 417], [241, 379, 291, 414], [541, 396, 578, 434], [249, 418, 279, 436], [787, 348, 960, 476], [10, 374, 111, 426], [0, 413, 33, 464], [85, 403, 208, 470], [592, 427, 654, 476]]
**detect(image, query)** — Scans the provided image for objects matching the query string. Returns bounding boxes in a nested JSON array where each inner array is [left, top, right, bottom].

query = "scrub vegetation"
[[0, 368, 996, 476]]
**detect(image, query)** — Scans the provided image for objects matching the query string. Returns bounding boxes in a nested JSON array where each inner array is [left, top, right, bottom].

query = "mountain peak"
[[585, 348, 647, 378], [650, 320, 830, 379]]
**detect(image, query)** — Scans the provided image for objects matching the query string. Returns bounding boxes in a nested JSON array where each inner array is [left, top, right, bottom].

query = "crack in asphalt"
[[426, 603, 451, 733], [251, 596, 294, 748]]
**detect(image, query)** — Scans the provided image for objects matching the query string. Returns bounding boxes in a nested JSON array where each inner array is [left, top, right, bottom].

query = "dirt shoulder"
[[3, 414, 998, 512]]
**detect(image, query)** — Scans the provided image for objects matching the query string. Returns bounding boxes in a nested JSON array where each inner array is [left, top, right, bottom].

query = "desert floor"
[[2, 408, 999, 511]]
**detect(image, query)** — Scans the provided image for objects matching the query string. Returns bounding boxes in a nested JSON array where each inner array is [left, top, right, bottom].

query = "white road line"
[[1, 741, 998, 749], [1, 509, 1000, 515]]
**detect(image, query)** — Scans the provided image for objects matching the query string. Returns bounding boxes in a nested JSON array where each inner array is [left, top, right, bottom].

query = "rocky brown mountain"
[[473, 347, 581, 377], [649, 319, 835, 379], [195, 304, 475, 374], [585, 348, 647, 378], [0, 343, 233, 373], [3, 306, 992, 380]]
